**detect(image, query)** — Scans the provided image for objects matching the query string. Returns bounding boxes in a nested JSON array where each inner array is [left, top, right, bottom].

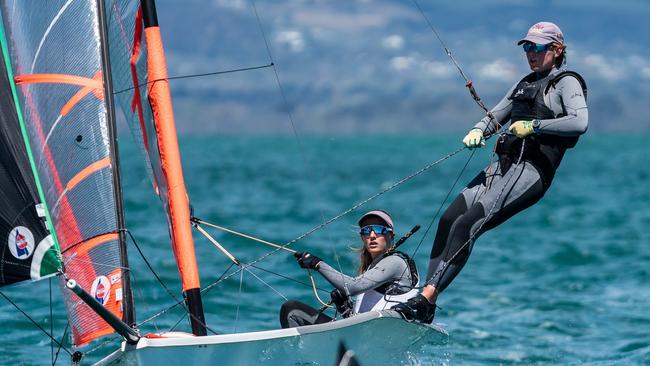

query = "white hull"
[[95, 310, 447, 365]]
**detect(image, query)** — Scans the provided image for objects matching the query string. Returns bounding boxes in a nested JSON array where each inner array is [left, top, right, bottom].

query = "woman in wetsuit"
[[393, 21, 588, 323], [280, 210, 418, 328]]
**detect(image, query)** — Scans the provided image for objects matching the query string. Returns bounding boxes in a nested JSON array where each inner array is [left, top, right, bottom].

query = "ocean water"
[[1, 134, 649, 365]]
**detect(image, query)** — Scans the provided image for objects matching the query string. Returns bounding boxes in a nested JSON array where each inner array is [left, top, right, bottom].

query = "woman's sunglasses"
[[522, 42, 550, 53], [359, 225, 393, 236]]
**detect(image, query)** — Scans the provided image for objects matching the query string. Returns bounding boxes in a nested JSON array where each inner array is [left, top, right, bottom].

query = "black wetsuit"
[[426, 68, 588, 291]]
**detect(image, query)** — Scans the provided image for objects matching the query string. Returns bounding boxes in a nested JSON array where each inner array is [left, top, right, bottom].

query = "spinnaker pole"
[[97, 0, 136, 328], [139, 0, 206, 336]]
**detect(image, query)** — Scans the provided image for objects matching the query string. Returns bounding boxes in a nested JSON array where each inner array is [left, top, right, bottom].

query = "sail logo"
[[7, 226, 35, 260], [91, 276, 111, 305]]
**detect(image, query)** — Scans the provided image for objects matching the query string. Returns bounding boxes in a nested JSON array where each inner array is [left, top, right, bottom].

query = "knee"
[[439, 198, 468, 228], [450, 203, 486, 238]]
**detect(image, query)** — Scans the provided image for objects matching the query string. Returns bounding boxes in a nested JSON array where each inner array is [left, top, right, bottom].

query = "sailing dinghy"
[[0, 0, 447, 363]]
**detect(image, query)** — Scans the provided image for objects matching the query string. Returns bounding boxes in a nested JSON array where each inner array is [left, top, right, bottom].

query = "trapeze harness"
[[353, 251, 419, 313]]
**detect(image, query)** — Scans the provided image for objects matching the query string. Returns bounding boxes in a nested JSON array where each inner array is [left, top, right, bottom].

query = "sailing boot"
[[391, 294, 436, 323]]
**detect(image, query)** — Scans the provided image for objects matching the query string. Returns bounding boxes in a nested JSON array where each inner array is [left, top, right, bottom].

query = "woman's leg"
[[424, 161, 499, 291], [394, 160, 546, 322], [279, 300, 333, 328], [429, 160, 545, 293]]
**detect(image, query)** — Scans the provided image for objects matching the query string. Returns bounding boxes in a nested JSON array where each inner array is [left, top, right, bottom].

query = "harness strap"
[[544, 70, 588, 101]]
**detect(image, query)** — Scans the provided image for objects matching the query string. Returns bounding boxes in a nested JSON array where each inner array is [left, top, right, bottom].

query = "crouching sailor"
[[280, 210, 419, 328]]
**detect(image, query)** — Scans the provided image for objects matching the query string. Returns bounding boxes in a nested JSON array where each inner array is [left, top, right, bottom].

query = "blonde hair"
[[357, 247, 374, 274], [356, 233, 394, 274]]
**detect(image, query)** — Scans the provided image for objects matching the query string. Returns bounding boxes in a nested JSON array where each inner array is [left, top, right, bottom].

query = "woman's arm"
[[538, 76, 588, 136], [317, 256, 409, 296]]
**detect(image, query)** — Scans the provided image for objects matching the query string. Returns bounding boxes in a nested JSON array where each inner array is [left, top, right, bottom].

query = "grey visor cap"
[[358, 210, 394, 230]]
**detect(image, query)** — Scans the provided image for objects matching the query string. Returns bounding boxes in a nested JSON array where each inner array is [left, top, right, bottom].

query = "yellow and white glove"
[[509, 120, 537, 138], [462, 128, 485, 149]]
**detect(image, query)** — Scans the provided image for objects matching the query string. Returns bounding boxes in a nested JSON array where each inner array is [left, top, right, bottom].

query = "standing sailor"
[[393, 21, 588, 322], [280, 210, 419, 328]]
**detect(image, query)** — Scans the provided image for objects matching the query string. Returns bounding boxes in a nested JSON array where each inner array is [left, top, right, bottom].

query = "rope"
[[0, 291, 72, 357], [308, 269, 332, 308]]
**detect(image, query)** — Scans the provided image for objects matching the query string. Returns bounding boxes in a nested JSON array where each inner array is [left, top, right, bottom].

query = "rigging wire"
[[124, 229, 220, 335], [410, 0, 494, 118], [248, 0, 348, 309], [410, 149, 476, 262], [52, 322, 69, 365], [234, 269, 244, 333], [136, 263, 235, 328], [112, 63, 274, 95], [0, 290, 72, 357], [379, 148, 477, 309], [204, 146, 466, 290], [49, 277, 54, 365], [250, 264, 329, 292]]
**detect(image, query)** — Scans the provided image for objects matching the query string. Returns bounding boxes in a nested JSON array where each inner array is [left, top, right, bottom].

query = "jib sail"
[[0, 23, 60, 287], [0, 0, 134, 346]]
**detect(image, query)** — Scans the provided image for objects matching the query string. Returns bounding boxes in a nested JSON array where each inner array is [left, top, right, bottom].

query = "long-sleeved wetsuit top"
[[472, 67, 588, 136], [316, 255, 414, 296]]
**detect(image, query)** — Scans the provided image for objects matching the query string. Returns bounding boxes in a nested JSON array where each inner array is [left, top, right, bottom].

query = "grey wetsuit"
[[425, 67, 588, 292], [279, 253, 417, 328], [317, 255, 415, 296]]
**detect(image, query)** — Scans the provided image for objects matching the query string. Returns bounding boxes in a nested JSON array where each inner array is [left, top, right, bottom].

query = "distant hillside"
[[144, 0, 650, 134]]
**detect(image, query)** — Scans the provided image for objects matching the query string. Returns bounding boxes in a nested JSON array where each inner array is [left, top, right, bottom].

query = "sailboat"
[[0, 0, 447, 364]]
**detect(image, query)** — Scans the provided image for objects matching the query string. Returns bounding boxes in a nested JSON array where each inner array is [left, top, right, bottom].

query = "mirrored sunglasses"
[[359, 225, 393, 236], [522, 42, 550, 53]]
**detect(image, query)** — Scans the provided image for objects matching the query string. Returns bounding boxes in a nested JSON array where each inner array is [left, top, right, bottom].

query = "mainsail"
[[0, 0, 133, 346], [0, 25, 60, 286]]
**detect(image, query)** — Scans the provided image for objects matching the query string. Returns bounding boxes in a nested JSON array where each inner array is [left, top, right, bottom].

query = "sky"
[[152, 0, 650, 134]]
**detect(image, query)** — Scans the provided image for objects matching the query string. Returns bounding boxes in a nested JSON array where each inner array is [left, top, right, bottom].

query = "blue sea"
[[1, 134, 649, 365]]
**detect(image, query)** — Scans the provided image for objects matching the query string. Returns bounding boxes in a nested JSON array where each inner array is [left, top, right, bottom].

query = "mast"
[[139, 0, 206, 336], [96, 0, 136, 328]]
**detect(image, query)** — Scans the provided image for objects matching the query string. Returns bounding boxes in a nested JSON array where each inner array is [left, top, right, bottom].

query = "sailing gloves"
[[391, 294, 436, 324], [462, 128, 485, 149], [509, 119, 538, 138], [331, 289, 354, 318], [294, 251, 322, 269]]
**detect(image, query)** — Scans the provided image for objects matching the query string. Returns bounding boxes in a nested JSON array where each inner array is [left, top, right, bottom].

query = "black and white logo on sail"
[[8, 226, 35, 260]]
